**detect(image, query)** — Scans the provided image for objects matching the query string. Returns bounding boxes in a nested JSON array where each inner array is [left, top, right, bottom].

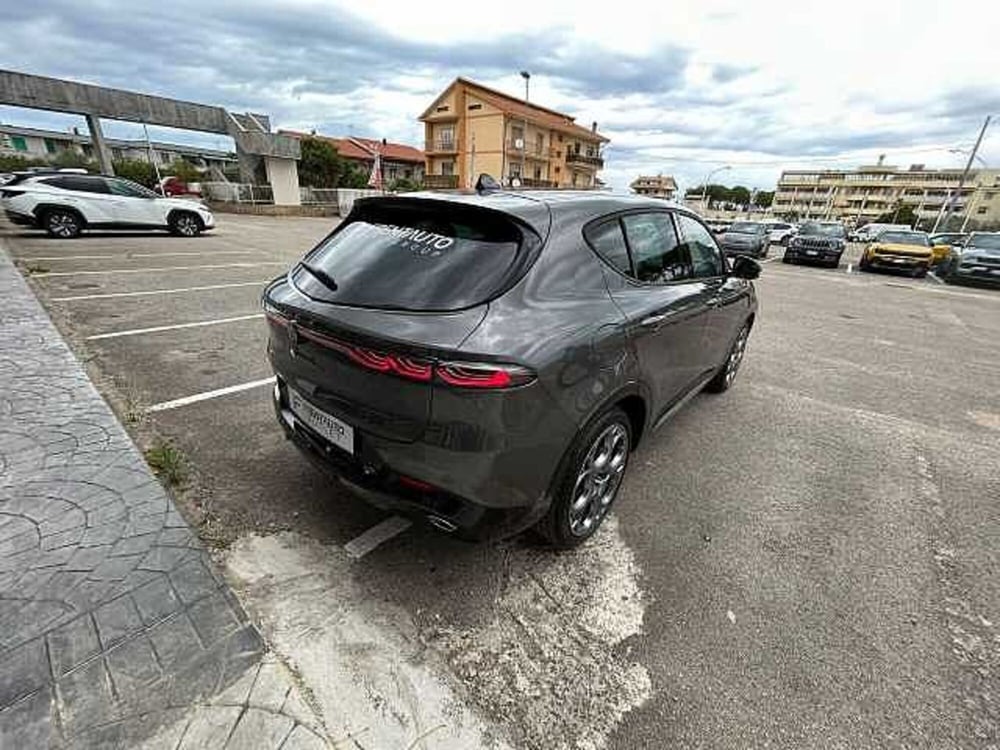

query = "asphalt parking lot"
[[4, 214, 1000, 749]]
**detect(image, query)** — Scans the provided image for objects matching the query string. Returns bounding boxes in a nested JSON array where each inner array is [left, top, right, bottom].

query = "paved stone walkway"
[[0, 246, 327, 748]]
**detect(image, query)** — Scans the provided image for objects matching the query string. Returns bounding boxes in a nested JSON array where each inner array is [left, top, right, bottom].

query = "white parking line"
[[344, 516, 413, 559], [19, 250, 266, 262], [51, 281, 267, 302], [37, 261, 285, 278], [146, 376, 276, 413], [86, 313, 264, 341]]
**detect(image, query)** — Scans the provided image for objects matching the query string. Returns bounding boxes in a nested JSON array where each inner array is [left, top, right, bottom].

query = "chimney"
[[591, 121, 598, 133], [382, 138, 387, 146], [877, 154, 885, 166]]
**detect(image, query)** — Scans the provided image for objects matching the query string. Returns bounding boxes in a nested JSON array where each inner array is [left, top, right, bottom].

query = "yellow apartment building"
[[774, 161, 1000, 229], [419, 77, 609, 190]]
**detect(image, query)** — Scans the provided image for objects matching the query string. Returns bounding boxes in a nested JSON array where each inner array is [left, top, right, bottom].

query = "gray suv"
[[942, 232, 1000, 286], [264, 191, 759, 546]]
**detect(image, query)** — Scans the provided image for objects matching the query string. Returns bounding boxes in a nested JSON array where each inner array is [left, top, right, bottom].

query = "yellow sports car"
[[859, 230, 933, 278]]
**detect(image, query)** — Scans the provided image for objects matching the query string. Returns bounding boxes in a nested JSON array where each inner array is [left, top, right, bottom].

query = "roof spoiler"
[[475, 173, 501, 194]]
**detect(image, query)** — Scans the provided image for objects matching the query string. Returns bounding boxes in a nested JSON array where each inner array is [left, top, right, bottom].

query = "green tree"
[[389, 177, 422, 193], [729, 185, 751, 206], [753, 190, 774, 208], [164, 159, 202, 183], [51, 150, 96, 170], [113, 159, 158, 188], [297, 137, 352, 188], [0, 154, 47, 172], [875, 203, 917, 226]]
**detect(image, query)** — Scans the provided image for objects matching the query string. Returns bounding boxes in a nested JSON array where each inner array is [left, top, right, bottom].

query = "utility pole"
[[520, 71, 530, 187], [938, 115, 991, 232]]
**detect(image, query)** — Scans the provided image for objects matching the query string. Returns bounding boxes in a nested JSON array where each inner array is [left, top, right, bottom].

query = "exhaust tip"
[[427, 515, 458, 533]]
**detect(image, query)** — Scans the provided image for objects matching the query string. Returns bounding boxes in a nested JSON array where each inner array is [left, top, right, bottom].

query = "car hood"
[[722, 233, 761, 244]]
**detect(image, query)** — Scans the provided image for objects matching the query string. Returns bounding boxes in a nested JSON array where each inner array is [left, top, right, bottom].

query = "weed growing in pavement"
[[145, 440, 187, 487], [24, 263, 50, 275], [122, 391, 144, 425]]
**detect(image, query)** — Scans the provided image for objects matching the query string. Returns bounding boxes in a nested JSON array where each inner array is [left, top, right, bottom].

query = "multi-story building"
[[419, 77, 608, 190], [0, 124, 236, 173], [773, 161, 1000, 229], [280, 131, 424, 184], [630, 174, 677, 200]]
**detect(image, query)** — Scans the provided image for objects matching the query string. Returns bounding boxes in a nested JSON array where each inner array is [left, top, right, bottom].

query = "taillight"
[[296, 326, 433, 383], [436, 363, 535, 389]]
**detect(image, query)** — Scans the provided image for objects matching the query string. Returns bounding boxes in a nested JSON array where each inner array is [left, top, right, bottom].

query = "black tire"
[[705, 321, 751, 394], [43, 208, 83, 239], [536, 406, 632, 549], [169, 211, 203, 237], [858, 255, 870, 272], [759, 246, 769, 259], [913, 265, 928, 279], [781, 253, 793, 264]]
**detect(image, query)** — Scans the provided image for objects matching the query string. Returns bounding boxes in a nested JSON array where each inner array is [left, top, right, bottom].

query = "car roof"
[[357, 191, 700, 237]]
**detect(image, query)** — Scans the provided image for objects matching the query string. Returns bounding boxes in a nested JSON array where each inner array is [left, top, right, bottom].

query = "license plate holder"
[[289, 389, 354, 455]]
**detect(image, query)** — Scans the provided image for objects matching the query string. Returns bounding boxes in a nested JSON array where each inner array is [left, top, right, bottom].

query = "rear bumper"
[[271, 379, 554, 540]]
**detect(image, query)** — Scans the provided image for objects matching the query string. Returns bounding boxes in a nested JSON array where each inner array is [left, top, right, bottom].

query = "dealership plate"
[[289, 388, 354, 455]]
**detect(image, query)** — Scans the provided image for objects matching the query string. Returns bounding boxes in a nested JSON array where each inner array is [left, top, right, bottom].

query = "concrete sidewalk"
[[0, 246, 326, 748]]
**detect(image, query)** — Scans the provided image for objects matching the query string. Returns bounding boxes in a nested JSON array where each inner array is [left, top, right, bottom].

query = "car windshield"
[[879, 232, 929, 246], [970, 234, 1000, 250], [729, 222, 764, 234], [799, 222, 845, 238]]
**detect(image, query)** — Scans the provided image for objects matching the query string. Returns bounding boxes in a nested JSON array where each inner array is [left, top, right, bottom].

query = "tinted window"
[[676, 214, 724, 278], [585, 219, 631, 275], [299, 202, 529, 312], [971, 234, 1000, 250], [800, 222, 846, 238], [621, 213, 689, 283], [55, 176, 109, 194], [105, 178, 157, 198], [729, 222, 765, 234]]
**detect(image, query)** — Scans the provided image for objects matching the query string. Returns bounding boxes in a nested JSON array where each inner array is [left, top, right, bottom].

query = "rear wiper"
[[299, 261, 338, 291]]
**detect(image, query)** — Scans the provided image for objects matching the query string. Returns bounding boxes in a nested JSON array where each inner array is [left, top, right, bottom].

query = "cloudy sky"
[[3, 0, 999, 192]]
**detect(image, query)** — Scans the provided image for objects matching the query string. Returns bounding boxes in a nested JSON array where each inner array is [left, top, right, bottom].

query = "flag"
[[367, 150, 383, 191]]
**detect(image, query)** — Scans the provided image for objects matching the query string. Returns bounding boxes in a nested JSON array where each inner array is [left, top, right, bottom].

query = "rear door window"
[[621, 212, 690, 283], [299, 200, 532, 311]]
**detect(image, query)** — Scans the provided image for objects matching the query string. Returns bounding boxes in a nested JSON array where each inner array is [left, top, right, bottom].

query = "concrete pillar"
[[85, 114, 114, 176], [265, 157, 301, 206]]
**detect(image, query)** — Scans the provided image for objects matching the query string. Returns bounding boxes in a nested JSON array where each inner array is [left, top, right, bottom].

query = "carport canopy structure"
[[0, 69, 302, 205]]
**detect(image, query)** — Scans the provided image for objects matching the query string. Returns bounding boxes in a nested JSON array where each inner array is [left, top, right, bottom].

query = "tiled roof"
[[280, 131, 424, 163]]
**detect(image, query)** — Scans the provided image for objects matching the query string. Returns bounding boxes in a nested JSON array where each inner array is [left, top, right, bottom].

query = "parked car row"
[[1, 171, 214, 238]]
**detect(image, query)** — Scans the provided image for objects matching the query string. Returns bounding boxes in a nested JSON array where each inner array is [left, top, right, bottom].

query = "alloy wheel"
[[175, 214, 199, 236], [48, 213, 78, 238], [568, 422, 629, 536], [724, 325, 750, 386]]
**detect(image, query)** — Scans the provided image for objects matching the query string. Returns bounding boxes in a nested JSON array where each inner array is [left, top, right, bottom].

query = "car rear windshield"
[[880, 232, 929, 246], [800, 222, 845, 238], [297, 200, 532, 311], [971, 234, 1000, 249], [729, 222, 764, 234]]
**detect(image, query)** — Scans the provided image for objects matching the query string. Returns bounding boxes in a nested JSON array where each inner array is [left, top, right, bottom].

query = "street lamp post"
[[938, 115, 991, 232], [520, 71, 530, 187], [700, 165, 731, 211]]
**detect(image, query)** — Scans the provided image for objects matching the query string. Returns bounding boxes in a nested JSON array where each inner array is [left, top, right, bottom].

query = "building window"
[[977, 206, 988, 214], [508, 163, 522, 180], [438, 126, 454, 148], [468, 103, 482, 111], [440, 161, 454, 176], [555, 166, 560, 174], [436, 105, 449, 112], [11, 136, 27, 152], [533, 166, 542, 180], [44, 138, 59, 154]]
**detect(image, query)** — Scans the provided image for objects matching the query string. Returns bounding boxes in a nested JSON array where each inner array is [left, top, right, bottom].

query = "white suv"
[[1, 173, 215, 238]]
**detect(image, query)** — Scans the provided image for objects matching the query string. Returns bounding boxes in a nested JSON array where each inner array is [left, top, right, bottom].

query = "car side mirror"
[[730, 255, 761, 279]]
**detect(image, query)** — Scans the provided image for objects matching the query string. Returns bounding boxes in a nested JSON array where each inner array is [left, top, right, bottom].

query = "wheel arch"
[[33, 203, 87, 226]]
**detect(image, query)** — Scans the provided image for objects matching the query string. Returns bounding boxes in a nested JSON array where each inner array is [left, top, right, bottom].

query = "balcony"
[[507, 139, 548, 159], [520, 178, 557, 188], [425, 139, 458, 154], [424, 174, 459, 190], [566, 151, 604, 168]]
